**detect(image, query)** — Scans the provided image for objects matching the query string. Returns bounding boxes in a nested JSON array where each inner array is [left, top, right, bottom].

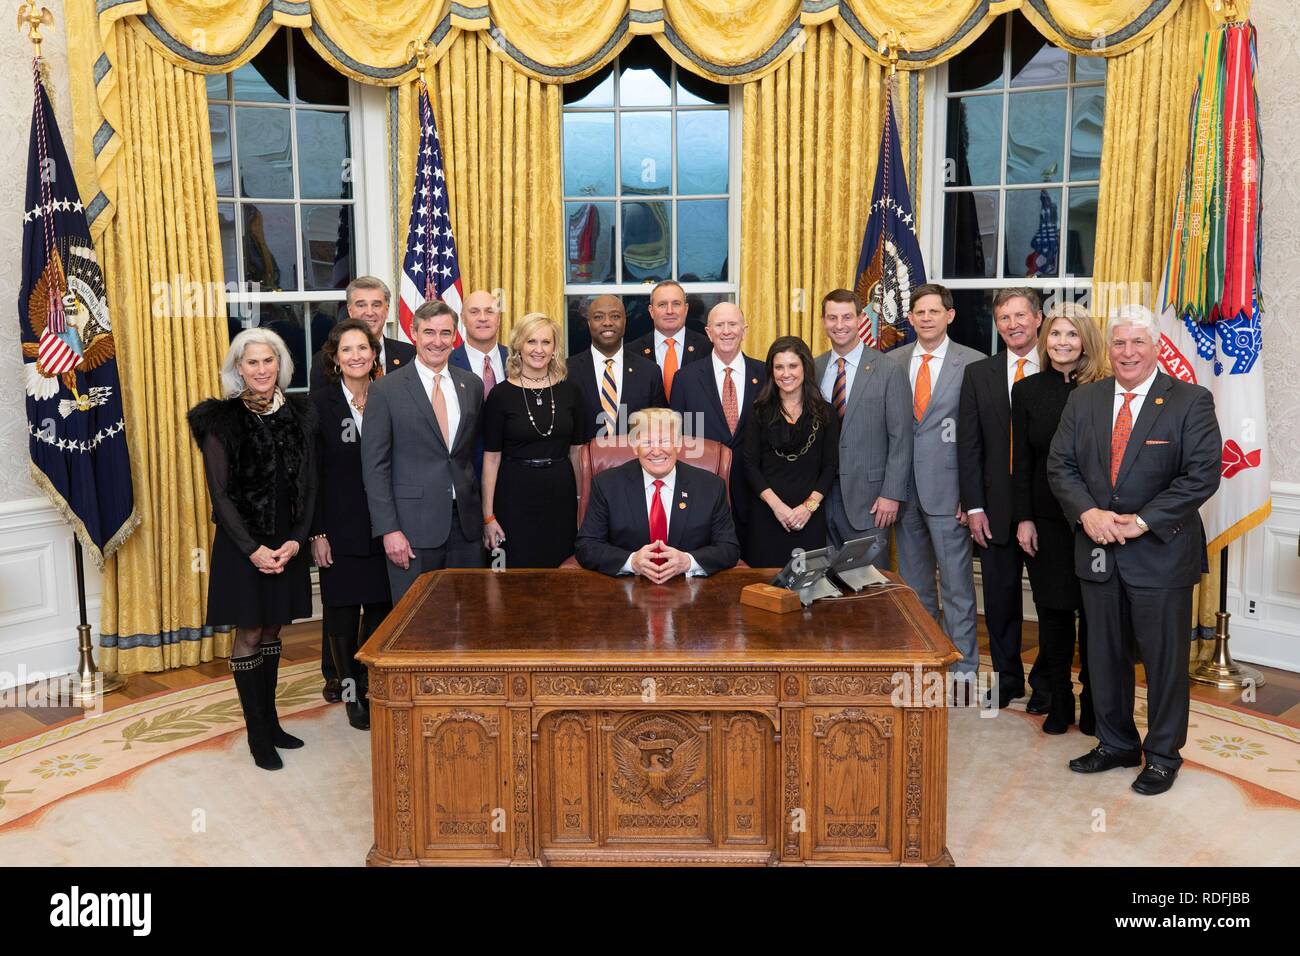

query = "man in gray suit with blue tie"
[[813, 289, 913, 563], [361, 301, 485, 603], [893, 283, 983, 682]]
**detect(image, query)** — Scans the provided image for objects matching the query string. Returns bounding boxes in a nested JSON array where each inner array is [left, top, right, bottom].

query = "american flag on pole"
[[397, 81, 463, 344]]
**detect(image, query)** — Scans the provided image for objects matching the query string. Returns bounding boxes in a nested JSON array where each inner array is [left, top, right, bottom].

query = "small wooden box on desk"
[[358, 568, 959, 867]]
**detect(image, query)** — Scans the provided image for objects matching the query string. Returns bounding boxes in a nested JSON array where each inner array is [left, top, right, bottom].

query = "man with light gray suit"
[[814, 289, 912, 564], [361, 301, 485, 603], [893, 284, 983, 678]]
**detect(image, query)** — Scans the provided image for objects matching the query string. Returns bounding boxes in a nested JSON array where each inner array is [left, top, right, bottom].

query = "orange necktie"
[[1110, 392, 1136, 485], [663, 338, 679, 402], [913, 353, 933, 421]]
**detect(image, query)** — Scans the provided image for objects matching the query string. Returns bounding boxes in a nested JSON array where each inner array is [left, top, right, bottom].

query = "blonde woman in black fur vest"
[[188, 328, 318, 771]]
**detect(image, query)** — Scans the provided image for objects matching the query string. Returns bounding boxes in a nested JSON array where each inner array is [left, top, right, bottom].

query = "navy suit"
[[567, 347, 667, 441], [449, 343, 508, 479], [668, 353, 765, 533], [575, 459, 740, 576], [309, 335, 415, 392]]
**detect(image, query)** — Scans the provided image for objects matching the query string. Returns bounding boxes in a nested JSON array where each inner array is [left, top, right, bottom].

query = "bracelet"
[[803, 497, 820, 512], [308, 533, 326, 542], [484, 514, 496, 524]]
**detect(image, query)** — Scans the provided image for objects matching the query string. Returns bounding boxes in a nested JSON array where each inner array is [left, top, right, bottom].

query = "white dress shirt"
[[592, 345, 624, 399], [712, 350, 745, 406], [820, 341, 865, 404], [463, 341, 504, 385], [414, 358, 462, 499], [654, 328, 687, 368], [1005, 348, 1039, 399], [341, 381, 364, 431], [618, 466, 706, 577], [1112, 367, 1160, 428], [909, 336, 950, 396]]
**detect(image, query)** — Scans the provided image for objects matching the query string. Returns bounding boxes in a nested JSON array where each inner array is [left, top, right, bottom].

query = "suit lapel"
[[407, 366, 450, 455], [739, 357, 762, 432], [626, 466, 651, 544], [842, 351, 875, 429], [927, 345, 963, 413], [447, 367, 472, 453], [989, 353, 1011, 431], [1114, 374, 1173, 489], [667, 467, 689, 548]]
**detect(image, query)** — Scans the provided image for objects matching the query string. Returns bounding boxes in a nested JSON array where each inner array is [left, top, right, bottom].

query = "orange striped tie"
[[913, 354, 933, 421]]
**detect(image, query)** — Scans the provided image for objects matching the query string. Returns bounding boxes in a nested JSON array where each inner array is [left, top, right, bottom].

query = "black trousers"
[[1035, 606, 1090, 712], [1080, 575, 1193, 768], [978, 538, 1047, 695]]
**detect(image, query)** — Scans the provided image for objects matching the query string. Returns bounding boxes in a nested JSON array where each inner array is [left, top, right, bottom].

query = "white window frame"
[[559, 48, 742, 352], [921, 14, 1104, 353]]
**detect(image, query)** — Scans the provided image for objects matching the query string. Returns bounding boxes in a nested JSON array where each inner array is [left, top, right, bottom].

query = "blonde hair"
[[221, 327, 294, 397], [628, 407, 683, 445], [1037, 302, 1106, 384], [506, 312, 567, 381]]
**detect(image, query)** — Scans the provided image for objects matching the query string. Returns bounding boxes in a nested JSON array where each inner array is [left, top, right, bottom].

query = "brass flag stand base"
[[1190, 549, 1265, 690], [63, 542, 127, 709]]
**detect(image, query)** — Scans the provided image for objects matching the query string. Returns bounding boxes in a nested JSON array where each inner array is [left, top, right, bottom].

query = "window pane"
[[232, 35, 288, 103], [948, 21, 1005, 92], [677, 74, 727, 106], [619, 62, 671, 106], [236, 106, 294, 198], [943, 191, 998, 279], [1075, 55, 1107, 82], [1006, 90, 1065, 184], [621, 200, 671, 282], [297, 109, 352, 199], [677, 199, 728, 282], [1004, 188, 1061, 278], [1011, 18, 1067, 87], [563, 113, 616, 196], [1070, 85, 1105, 181], [620, 112, 671, 195], [253, 301, 308, 390], [1066, 186, 1098, 276], [949, 289, 997, 355], [676, 110, 728, 195], [206, 73, 228, 101], [946, 95, 1003, 187], [218, 203, 238, 286], [210, 105, 233, 196], [242, 202, 298, 292], [565, 201, 616, 284], [301, 204, 354, 291], [564, 67, 614, 107], [292, 31, 348, 106]]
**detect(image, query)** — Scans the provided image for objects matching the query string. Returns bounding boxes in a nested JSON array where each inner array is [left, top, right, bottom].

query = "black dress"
[[1011, 369, 1081, 610], [483, 380, 584, 568], [741, 403, 840, 568], [201, 403, 315, 627]]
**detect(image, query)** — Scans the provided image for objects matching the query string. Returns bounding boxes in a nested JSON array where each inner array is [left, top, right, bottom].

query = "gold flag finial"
[[1206, 0, 1245, 23], [17, 2, 54, 57], [880, 30, 909, 77], [407, 38, 433, 84]]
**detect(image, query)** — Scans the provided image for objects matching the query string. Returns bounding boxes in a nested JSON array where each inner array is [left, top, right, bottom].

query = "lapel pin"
[[751, 377, 758, 385], [682, 491, 689, 498], [1155, 397, 1164, 405], [687, 345, 695, 352], [678, 501, 687, 510], [644, 347, 652, 355], [864, 364, 872, 372], [393, 358, 401, 365]]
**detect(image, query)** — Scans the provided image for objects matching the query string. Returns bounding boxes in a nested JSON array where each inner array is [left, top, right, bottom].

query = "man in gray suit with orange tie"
[[893, 283, 983, 684], [361, 301, 485, 603]]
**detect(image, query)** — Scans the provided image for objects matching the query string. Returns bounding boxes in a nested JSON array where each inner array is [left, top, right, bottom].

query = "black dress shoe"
[[1132, 762, 1178, 795], [1068, 745, 1142, 774], [322, 678, 343, 703], [1026, 691, 1051, 715]]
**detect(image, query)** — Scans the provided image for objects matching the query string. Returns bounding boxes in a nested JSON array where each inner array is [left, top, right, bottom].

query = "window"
[[933, 13, 1105, 353], [209, 30, 358, 390], [561, 37, 738, 354]]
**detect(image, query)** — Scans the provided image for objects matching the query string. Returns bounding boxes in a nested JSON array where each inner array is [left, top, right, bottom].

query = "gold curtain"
[[394, 32, 564, 337], [67, 14, 233, 673], [739, 24, 922, 353]]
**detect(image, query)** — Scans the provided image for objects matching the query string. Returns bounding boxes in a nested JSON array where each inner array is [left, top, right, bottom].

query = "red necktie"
[[648, 479, 668, 561], [722, 367, 739, 434], [482, 353, 496, 397], [1110, 392, 1136, 485]]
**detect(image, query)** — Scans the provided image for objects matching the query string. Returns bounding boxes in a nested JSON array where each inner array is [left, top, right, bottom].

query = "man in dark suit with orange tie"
[[1048, 304, 1221, 795], [627, 280, 710, 403], [669, 302, 765, 539], [576, 408, 740, 580], [568, 294, 666, 441]]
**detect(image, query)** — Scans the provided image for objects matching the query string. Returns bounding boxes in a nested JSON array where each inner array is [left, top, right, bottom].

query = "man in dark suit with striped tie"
[[567, 294, 666, 441]]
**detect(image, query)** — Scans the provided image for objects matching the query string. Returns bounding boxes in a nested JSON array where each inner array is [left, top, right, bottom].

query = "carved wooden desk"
[[357, 569, 959, 866]]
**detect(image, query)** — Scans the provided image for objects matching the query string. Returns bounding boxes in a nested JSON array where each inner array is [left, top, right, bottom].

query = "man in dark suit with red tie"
[[576, 408, 740, 580], [1048, 304, 1221, 795], [669, 302, 765, 539], [568, 294, 666, 441]]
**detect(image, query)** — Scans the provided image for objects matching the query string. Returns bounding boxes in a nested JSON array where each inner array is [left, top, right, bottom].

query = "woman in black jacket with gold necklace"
[[189, 328, 317, 771]]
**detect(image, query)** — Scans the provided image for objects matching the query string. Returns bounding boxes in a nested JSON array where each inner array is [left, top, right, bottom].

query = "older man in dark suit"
[[360, 301, 485, 603], [1048, 304, 1221, 795]]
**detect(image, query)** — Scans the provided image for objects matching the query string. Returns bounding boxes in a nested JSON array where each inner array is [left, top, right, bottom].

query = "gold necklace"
[[346, 381, 368, 412]]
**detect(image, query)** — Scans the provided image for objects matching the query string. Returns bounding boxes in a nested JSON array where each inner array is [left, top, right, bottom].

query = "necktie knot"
[[605, 358, 614, 369], [1122, 391, 1136, 405], [837, 357, 846, 371], [920, 353, 933, 365], [652, 479, 664, 493]]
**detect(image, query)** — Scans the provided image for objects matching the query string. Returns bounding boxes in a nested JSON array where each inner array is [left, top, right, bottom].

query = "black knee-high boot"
[[230, 654, 282, 771], [1037, 609, 1078, 735], [327, 605, 369, 730], [260, 640, 304, 749]]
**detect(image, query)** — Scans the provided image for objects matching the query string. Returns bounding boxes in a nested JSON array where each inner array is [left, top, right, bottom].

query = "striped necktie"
[[832, 356, 847, 418], [600, 358, 619, 435]]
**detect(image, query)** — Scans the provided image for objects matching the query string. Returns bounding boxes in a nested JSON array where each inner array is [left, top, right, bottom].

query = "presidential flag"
[[19, 64, 137, 568], [397, 80, 463, 344], [853, 83, 925, 352], [1156, 21, 1269, 552]]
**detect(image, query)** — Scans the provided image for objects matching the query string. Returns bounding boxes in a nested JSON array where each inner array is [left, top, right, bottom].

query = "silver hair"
[[1105, 303, 1159, 343], [220, 327, 295, 397]]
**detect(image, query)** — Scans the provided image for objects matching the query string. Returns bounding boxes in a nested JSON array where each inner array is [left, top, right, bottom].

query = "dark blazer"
[[1047, 371, 1221, 586], [567, 347, 667, 441], [359, 362, 484, 549], [448, 342, 508, 477], [310, 335, 416, 392], [957, 350, 1024, 544], [310, 384, 381, 556], [575, 459, 741, 576], [627, 329, 711, 371]]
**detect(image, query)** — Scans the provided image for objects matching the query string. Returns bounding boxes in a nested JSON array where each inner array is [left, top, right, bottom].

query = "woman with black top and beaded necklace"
[[481, 313, 585, 567], [187, 328, 317, 771]]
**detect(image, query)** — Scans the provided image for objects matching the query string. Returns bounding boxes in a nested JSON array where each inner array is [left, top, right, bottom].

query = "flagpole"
[[19, 3, 127, 707], [1189, 546, 1265, 689]]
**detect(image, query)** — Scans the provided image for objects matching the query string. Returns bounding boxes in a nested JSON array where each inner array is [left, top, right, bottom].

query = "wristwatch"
[[804, 497, 820, 513], [1134, 514, 1149, 532]]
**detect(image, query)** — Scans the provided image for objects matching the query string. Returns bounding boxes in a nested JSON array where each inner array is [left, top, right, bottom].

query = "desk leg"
[[509, 706, 533, 862], [780, 706, 804, 863]]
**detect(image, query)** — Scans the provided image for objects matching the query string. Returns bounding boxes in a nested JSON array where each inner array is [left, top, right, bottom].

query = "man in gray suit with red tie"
[[1048, 304, 1221, 795], [361, 301, 485, 603]]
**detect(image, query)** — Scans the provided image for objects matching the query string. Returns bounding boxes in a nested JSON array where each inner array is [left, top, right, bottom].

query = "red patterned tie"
[[1110, 392, 1136, 485], [482, 353, 496, 397], [722, 367, 739, 434], [648, 479, 668, 561]]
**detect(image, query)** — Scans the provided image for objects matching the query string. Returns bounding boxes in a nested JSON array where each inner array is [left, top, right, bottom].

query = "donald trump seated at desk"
[[576, 408, 740, 582]]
